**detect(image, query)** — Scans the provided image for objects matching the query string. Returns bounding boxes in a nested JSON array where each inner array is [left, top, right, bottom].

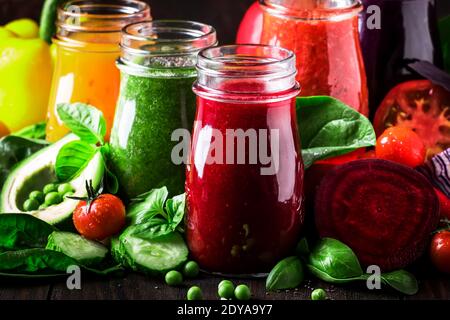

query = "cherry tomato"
[[374, 80, 450, 159], [73, 194, 126, 241], [236, 1, 264, 44], [434, 188, 450, 221], [430, 231, 450, 274], [375, 127, 426, 167]]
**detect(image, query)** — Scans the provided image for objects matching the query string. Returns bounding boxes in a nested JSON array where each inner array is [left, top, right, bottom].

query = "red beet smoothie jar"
[[186, 45, 304, 274]]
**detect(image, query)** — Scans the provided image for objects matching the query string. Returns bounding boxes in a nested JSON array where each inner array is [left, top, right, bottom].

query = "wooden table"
[[1, 268, 448, 300]]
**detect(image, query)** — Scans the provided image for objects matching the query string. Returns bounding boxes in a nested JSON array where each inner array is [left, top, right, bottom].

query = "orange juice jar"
[[46, 0, 151, 142]]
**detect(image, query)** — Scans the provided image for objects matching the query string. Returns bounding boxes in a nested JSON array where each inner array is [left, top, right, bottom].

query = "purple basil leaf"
[[408, 60, 450, 92]]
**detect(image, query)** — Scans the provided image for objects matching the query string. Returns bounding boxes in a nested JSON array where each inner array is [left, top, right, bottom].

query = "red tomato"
[[375, 127, 426, 167], [435, 188, 450, 221], [73, 194, 126, 241], [374, 80, 450, 159], [236, 1, 264, 44], [430, 231, 450, 274]]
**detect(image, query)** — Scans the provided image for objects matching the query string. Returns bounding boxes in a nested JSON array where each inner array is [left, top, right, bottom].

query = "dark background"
[[1, 0, 448, 44]]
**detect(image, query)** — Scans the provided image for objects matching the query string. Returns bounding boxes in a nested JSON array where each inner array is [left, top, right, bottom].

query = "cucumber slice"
[[114, 231, 188, 275], [46, 231, 108, 266]]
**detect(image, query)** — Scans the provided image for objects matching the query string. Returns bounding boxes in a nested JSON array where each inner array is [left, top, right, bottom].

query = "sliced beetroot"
[[315, 159, 440, 271]]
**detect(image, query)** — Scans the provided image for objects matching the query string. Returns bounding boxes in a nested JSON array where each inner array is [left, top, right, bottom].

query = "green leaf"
[[0, 135, 49, 186], [307, 263, 368, 284], [127, 187, 169, 225], [165, 193, 186, 229], [297, 96, 376, 168], [124, 219, 173, 241], [0, 214, 55, 251], [381, 270, 419, 296], [56, 103, 106, 144], [0, 248, 123, 277], [266, 256, 304, 291], [12, 122, 47, 140], [55, 141, 97, 182], [308, 238, 363, 280]]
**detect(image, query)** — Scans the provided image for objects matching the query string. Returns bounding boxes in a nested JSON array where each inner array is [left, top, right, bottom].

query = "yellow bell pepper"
[[0, 19, 52, 134]]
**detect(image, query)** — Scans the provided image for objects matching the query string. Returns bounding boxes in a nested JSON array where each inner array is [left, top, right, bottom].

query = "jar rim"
[[121, 20, 217, 54], [260, 0, 363, 21], [57, 0, 151, 33]]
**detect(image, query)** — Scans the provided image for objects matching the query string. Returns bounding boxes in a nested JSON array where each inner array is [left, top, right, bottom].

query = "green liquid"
[[110, 69, 196, 198]]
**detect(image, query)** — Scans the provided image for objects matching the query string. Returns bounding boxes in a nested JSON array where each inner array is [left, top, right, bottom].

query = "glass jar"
[[360, 0, 443, 117], [46, 0, 151, 142], [110, 20, 217, 199], [250, 0, 368, 116], [186, 45, 304, 274]]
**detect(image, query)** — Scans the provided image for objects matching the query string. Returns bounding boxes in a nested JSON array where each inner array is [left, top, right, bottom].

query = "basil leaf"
[[266, 256, 304, 291], [307, 264, 368, 284], [308, 238, 363, 280], [57, 103, 106, 144], [165, 193, 186, 229], [104, 165, 119, 195], [297, 96, 376, 168], [0, 214, 55, 251], [381, 270, 418, 296], [0, 135, 48, 186], [124, 219, 173, 241], [127, 187, 169, 225], [55, 140, 97, 182], [12, 122, 47, 140]]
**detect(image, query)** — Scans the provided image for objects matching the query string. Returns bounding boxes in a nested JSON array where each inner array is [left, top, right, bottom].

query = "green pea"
[[23, 198, 39, 211], [311, 288, 327, 300], [218, 282, 235, 299], [45, 192, 62, 206], [187, 286, 203, 300], [29, 191, 44, 204], [63, 191, 74, 199], [57, 183, 73, 195], [43, 183, 57, 194], [38, 203, 48, 210], [165, 270, 183, 286], [234, 284, 251, 301], [183, 261, 200, 278], [219, 280, 234, 288]]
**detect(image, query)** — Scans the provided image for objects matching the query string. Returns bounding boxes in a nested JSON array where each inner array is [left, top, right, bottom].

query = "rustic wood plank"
[[0, 280, 50, 300]]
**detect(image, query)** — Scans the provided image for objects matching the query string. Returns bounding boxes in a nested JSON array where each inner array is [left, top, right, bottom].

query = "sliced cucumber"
[[113, 231, 188, 275], [46, 231, 108, 266]]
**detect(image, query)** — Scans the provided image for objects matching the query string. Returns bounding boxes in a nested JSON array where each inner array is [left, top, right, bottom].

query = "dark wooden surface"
[[0, 268, 448, 300]]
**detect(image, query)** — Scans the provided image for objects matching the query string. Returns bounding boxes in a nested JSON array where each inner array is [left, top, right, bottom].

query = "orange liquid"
[[46, 40, 120, 142]]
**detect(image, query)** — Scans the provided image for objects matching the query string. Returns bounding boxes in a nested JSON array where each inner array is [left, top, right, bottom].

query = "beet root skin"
[[315, 159, 440, 271]]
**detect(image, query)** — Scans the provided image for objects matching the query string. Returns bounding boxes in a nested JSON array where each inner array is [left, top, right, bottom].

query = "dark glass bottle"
[[360, 0, 443, 118]]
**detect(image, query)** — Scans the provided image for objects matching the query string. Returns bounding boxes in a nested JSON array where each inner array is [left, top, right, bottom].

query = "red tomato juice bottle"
[[186, 45, 304, 274]]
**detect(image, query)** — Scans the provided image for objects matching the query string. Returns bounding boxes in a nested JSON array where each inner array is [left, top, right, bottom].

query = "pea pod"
[[266, 256, 304, 291], [39, 0, 66, 44]]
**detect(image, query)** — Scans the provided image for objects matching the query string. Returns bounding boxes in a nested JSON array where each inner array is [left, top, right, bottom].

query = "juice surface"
[[46, 41, 120, 142], [110, 70, 196, 199], [260, 9, 368, 115], [186, 90, 304, 273]]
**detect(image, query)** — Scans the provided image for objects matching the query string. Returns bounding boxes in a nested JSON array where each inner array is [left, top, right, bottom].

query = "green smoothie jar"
[[110, 20, 217, 198]]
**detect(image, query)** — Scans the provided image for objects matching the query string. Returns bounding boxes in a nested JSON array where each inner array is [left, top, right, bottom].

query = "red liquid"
[[186, 86, 304, 274], [260, 7, 369, 115]]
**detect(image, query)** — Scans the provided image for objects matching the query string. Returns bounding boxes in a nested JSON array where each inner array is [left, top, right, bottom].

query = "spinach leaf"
[[55, 140, 98, 182], [57, 103, 106, 145], [0, 135, 49, 186], [0, 248, 123, 277], [266, 256, 304, 291], [127, 187, 169, 225], [12, 122, 47, 140], [381, 270, 418, 296], [297, 96, 376, 168], [0, 214, 55, 251], [307, 238, 363, 280]]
